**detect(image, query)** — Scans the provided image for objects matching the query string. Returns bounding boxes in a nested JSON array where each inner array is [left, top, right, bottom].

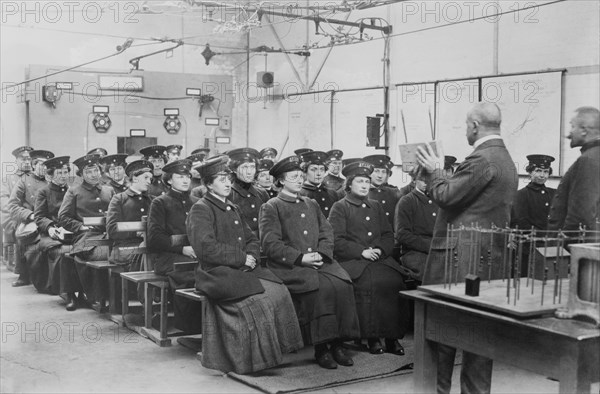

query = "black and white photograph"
[[1, 1, 599, 393]]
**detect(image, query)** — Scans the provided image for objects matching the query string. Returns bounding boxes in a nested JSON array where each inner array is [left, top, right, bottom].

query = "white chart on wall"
[[481, 72, 563, 174], [435, 79, 480, 163]]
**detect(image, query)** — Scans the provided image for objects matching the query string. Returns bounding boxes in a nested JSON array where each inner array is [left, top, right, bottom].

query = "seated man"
[[7, 149, 54, 287], [100, 154, 129, 194], [1, 146, 33, 270], [394, 171, 439, 282]]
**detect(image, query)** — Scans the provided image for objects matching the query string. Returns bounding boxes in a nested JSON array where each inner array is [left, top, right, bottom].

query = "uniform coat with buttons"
[[1, 170, 29, 235], [368, 183, 402, 228], [394, 189, 439, 280], [147, 175, 168, 198], [329, 193, 409, 338], [28, 182, 70, 294], [57, 180, 114, 301], [230, 178, 269, 236], [548, 139, 600, 233], [106, 188, 153, 265], [299, 182, 341, 218], [187, 192, 281, 301], [260, 192, 360, 345], [7, 173, 48, 283], [188, 192, 303, 374], [108, 179, 129, 195], [7, 173, 47, 226], [147, 189, 198, 275], [511, 183, 555, 230], [322, 174, 344, 191]]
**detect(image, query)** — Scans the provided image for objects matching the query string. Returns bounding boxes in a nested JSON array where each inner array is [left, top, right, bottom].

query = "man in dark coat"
[[140, 145, 169, 197], [548, 106, 600, 236], [58, 154, 114, 309], [394, 173, 439, 282], [1, 146, 33, 269], [363, 154, 402, 228], [227, 148, 270, 236], [8, 150, 53, 287], [416, 102, 518, 394], [100, 154, 129, 194], [299, 150, 341, 218], [322, 149, 345, 191]]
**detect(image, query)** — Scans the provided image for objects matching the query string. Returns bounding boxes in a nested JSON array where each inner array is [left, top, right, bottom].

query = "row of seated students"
[[1, 143, 454, 374]]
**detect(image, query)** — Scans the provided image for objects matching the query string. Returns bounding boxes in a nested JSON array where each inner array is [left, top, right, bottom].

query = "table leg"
[[559, 352, 591, 394], [414, 299, 438, 393]]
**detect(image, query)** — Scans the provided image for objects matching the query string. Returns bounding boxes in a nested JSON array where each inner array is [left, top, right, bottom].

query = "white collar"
[[473, 135, 503, 149]]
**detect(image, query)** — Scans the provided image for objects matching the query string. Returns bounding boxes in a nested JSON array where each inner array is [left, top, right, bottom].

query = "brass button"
[[226, 207, 231, 211], [235, 220, 239, 225], [366, 217, 370, 221], [308, 248, 312, 252], [362, 204, 366, 208], [368, 232, 373, 236], [303, 230, 308, 235], [251, 204, 255, 209], [301, 213, 306, 218]]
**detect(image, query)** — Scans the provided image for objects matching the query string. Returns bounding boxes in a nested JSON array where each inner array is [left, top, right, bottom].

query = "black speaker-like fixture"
[[257, 71, 275, 88], [366, 116, 380, 147]]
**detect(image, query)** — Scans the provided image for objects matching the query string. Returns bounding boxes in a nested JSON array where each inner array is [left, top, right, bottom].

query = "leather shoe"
[[66, 298, 77, 311], [11, 279, 29, 287], [368, 338, 384, 354], [331, 345, 354, 366], [385, 339, 405, 355], [315, 351, 337, 369]]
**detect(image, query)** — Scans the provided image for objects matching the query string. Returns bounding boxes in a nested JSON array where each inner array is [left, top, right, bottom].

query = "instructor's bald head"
[[466, 102, 502, 145]]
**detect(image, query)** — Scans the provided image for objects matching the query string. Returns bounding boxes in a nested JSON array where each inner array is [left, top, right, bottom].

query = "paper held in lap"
[[398, 141, 442, 173]]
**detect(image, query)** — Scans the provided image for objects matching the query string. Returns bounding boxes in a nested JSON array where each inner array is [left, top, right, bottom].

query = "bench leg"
[[144, 282, 153, 329], [121, 277, 129, 317], [160, 285, 168, 340]]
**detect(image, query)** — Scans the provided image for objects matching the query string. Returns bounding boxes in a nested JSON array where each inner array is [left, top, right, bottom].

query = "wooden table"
[[403, 290, 600, 394]]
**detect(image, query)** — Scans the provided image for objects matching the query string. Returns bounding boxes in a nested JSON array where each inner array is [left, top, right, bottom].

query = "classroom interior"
[[1, 1, 599, 393]]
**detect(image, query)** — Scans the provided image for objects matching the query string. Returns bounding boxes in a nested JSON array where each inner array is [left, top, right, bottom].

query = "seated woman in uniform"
[[58, 154, 114, 310], [106, 160, 153, 269], [298, 151, 341, 219], [32, 156, 71, 296], [100, 154, 129, 194], [329, 161, 409, 355], [187, 155, 302, 374], [259, 156, 360, 370], [147, 159, 200, 332], [227, 148, 269, 237]]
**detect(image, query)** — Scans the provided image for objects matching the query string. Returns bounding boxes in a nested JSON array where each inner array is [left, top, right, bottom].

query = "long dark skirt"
[[353, 263, 409, 338], [201, 279, 303, 374], [60, 253, 82, 294], [25, 236, 70, 294], [73, 245, 110, 302], [292, 272, 360, 346]]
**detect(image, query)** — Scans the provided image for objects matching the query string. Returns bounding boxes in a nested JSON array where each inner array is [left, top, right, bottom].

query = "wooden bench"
[[120, 270, 171, 347]]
